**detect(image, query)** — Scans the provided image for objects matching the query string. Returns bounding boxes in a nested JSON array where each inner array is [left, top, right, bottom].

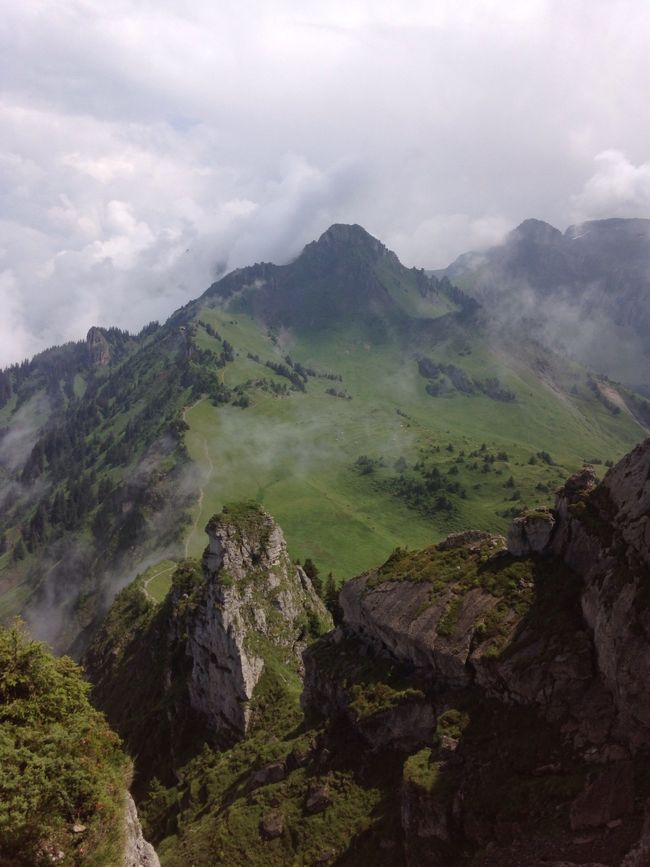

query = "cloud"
[[1, 1, 650, 364], [571, 150, 650, 222]]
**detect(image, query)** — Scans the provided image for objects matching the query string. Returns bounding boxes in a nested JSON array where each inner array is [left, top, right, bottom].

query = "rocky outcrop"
[[303, 630, 435, 750], [401, 779, 453, 867], [299, 440, 650, 864], [123, 793, 160, 867], [173, 503, 331, 736], [507, 509, 555, 556], [547, 443, 650, 750], [86, 326, 112, 366], [338, 533, 510, 687]]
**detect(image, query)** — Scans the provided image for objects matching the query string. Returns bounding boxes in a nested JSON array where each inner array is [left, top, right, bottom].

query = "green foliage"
[[349, 682, 425, 721], [403, 749, 443, 793], [213, 501, 272, 547], [435, 708, 470, 741], [0, 622, 129, 866]]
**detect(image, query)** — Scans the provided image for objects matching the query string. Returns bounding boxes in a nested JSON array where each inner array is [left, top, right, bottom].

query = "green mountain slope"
[[0, 223, 647, 652]]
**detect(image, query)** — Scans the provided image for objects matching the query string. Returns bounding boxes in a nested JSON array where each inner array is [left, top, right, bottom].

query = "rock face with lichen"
[[86, 501, 331, 798], [171, 503, 331, 737]]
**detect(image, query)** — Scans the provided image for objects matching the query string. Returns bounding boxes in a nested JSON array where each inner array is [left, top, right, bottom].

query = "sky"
[[2, 0, 650, 365]]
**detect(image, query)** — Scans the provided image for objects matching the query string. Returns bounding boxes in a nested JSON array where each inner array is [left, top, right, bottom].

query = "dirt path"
[[142, 563, 176, 603], [183, 398, 215, 558]]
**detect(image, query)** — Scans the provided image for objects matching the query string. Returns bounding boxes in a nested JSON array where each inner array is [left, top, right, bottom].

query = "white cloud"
[[1, 1, 650, 364], [571, 150, 650, 222]]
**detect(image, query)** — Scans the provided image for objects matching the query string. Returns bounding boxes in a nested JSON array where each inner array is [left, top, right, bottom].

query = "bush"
[[0, 622, 130, 866]]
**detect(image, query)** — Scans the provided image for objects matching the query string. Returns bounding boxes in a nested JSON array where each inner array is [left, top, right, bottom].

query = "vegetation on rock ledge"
[[0, 622, 129, 867]]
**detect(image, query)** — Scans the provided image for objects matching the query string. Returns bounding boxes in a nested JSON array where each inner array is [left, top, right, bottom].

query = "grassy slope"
[[183, 306, 646, 579]]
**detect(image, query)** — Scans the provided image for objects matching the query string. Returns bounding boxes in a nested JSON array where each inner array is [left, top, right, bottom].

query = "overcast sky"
[[2, 0, 650, 365]]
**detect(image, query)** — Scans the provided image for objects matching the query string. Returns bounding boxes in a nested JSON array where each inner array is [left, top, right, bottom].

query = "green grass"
[[138, 560, 177, 604], [183, 308, 646, 580]]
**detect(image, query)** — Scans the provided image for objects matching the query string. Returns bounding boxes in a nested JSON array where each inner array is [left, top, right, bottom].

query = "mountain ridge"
[[446, 216, 650, 392]]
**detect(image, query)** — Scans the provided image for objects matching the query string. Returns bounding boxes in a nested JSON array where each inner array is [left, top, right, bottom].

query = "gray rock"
[[171, 505, 331, 737], [248, 761, 286, 790], [122, 793, 160, 867], [507, 510, 555, 556], [305, 783, 331, 814], [259, 810, 284, 840]]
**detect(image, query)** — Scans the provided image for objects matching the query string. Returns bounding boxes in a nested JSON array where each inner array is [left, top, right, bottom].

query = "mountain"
[[445, 217, 650, 393], [84, 437, 650, 866], [0, 223, 649, 655], [196, 222, 466, 333]]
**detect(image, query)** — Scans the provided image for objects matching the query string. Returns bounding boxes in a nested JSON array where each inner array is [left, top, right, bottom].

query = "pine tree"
[[12, 538, 26, 561], [324, 572, 342, 624], [303, 558, 323, 596]]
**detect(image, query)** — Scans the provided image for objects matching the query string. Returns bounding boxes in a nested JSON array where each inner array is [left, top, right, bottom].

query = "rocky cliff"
[[86, 502, 330, 790], [302, 438, 650, 865], [171, 502, 330, 736]]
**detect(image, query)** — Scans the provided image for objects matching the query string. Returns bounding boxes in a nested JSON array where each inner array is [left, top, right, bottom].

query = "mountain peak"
[[509, 218, 562, 244], [308, 223, 391, 259]]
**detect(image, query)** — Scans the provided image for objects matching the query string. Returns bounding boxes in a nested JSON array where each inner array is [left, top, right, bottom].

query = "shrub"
[[0, 622, 130, 866]]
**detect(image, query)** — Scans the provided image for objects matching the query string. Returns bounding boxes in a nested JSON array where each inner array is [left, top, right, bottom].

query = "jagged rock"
[[259, 810, 284, 840], [339, 573, 503, 687], [305, 783, 331, 814], [86, 326, 111, 366], [569, 762, 635, 830], [507, 509, 555, 556], [123, 793, 160, 867], [551, 440, 650, 750], [248, 761, 286, 790], [173, 503, 331, 737], [356, 701, 435, 751]]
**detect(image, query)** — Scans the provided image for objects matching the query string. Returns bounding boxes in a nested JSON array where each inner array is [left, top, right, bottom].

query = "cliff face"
[[549, 442, 650, 750], [86, 502, 330, 792], [302, 438, 650, 866], [172, 503, 330, 736], [86, 326, 112, 366]]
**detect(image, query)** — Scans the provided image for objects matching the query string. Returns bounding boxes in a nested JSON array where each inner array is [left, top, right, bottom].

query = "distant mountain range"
[[444, 217, 650, 393]]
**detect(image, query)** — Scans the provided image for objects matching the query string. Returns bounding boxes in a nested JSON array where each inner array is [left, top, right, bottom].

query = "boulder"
[[507, 510, 555, 556], [259, 810, 284, 840], [305, 783, 331, 814]]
